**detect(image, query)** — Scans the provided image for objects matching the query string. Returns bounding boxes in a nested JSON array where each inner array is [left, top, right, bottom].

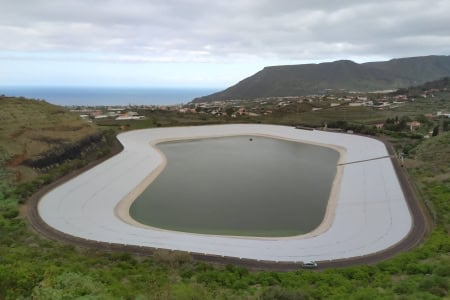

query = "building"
[[407, 121, 421, 131]]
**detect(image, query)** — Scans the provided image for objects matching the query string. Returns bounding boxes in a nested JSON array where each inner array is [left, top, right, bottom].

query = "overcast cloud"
[[1, 0, 449, 86]]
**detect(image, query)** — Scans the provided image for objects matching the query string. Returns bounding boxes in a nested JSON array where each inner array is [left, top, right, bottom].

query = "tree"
[[32, 272, 111, 299], [432, 126, 439, 136], [225, 107, 234, 117]]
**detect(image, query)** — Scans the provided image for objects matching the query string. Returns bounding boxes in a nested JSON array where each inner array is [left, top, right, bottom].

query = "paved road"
[[26, 133, 431, 271]]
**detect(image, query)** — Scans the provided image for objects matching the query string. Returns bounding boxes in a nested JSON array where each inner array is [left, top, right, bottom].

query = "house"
[[94, 115, 109, 119], [437, 111, 450, 118], [407, 121, 421, 131], [115, 115, 145, 120], [394, 95, 408, 101], [238, 107, 247, 115]]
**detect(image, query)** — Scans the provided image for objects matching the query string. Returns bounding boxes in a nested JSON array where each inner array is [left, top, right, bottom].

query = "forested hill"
[[193, 55, 450, 102]]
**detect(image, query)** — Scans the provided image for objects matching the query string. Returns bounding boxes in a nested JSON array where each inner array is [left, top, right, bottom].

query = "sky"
[[1, 0, 449, 88]]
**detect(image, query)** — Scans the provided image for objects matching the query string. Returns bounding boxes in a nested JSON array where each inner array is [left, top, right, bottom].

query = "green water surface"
[[129, 135, 339, 237]]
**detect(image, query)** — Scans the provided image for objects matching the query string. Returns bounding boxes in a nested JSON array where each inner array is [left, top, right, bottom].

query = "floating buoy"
[[249, 138, 253, 141]]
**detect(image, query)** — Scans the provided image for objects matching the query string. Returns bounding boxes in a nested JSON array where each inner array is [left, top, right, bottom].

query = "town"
[[69, 86, 450, 139]]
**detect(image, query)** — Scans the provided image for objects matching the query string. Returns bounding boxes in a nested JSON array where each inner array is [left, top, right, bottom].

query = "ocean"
[[0, 86, 220, 106]]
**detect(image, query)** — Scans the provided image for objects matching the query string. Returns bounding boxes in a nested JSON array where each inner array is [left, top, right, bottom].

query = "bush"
[[260, 286, 309, 300], [32, 272, 111, 299]]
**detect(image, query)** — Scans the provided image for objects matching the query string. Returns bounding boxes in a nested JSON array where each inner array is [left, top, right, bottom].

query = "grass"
[[0, 97, 98, 156], [413, 131, 450, 173], [391, 92, 450, 115], [269, 106, 391, 126], [0, 97, 100, 182], [95, 106, 390, 133], [408, 132, 450, 229]]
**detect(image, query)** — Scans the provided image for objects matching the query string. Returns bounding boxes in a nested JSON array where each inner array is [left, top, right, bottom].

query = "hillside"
[[393, 76, 450, 96], [194, 55, 450, 102], [0, 97, 103, 182]]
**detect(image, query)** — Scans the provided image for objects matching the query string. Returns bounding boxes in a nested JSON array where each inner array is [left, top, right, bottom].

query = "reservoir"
[[129, 135, 339, 237]]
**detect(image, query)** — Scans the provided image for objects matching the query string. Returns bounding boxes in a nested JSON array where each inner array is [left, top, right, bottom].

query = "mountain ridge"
[[193, 55, 450, 102]]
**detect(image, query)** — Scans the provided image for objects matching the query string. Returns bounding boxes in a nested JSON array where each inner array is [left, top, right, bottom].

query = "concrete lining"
[[37, 124, 412, 262]]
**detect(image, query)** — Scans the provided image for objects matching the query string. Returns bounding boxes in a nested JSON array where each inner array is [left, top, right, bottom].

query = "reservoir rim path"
[[28, 124, 429, 269]]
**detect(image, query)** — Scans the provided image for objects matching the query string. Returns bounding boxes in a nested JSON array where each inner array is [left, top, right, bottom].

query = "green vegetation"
[[0, 170, 449, 299], [0, 97, 119, 186], [408, 132, 450, 228], [395, 77, 450, 97], [0, 94, 449, 299], [0, 97, 98, 158], [96, 110, 225, 131]]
